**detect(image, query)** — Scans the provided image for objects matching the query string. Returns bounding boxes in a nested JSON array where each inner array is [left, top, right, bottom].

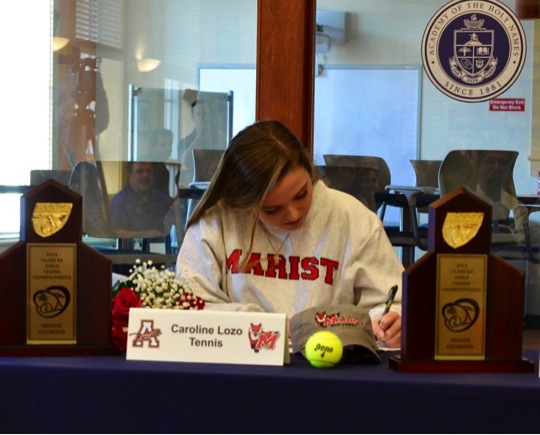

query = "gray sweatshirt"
[[176, 180, 403, 320]]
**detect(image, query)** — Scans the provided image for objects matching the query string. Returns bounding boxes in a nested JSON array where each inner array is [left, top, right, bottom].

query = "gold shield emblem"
[[442, 212, 484, 249], [32, 202, 73, 238]]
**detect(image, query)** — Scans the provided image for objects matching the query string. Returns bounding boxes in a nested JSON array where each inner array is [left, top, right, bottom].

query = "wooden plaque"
[[390, 187, 534, 373], [0, 179, 118, 356]]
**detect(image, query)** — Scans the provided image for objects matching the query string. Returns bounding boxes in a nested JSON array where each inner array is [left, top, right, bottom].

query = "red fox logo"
[[248, 322, 280, 353], [315, 311, 363, 327], [315, 311, 337, 326]]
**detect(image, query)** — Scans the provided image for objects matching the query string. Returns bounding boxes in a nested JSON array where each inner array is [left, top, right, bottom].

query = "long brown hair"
[[187, 120, 317, 260]]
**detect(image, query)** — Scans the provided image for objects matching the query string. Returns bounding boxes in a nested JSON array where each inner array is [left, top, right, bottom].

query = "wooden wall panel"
[[256, 0, 315, 152], [516, 0, 540, 18]]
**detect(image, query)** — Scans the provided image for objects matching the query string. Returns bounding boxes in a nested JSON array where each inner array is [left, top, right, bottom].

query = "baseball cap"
[[290, 305, 382, 364]]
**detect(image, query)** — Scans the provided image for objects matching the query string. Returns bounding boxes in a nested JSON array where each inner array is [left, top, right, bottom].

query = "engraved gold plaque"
[[442, 212, 484, 249], [31, 202, 73, 238], [27, 243, 77, 344], [435, 254, 487, 360]]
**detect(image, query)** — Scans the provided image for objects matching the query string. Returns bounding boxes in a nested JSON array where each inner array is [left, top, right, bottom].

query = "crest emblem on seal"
[[450, 14, 497, 84], [442, 212, 484, 248], [422, 0, 526, 102], [32, 202, 73, 238]]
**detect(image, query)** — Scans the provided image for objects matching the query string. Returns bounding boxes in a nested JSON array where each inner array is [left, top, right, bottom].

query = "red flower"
[[112, 325, 128, 352], [178, 292, 206, 310], [112, 287, 141, 319], [110, 265, 205, 352], [111, 288, 142, 353]]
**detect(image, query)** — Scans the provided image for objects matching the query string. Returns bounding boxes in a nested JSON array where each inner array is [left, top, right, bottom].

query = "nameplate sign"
[[126, 308, 289, 366]]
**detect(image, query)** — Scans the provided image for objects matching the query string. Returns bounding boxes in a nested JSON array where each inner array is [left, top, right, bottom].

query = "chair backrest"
[[192, 149, 225, 182], [322, 154, 391, 191], [30, 169, 72, 186], [409, 159, 442, 188], [186, 149, 224, 220], [318, 155, 391, 212], [438, 150, 519, 222]]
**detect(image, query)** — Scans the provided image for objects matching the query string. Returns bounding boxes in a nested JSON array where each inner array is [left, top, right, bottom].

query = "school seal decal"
[[421, 0, 526, 103]]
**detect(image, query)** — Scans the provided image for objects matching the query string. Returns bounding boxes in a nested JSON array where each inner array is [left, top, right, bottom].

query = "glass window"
[[313, 0, 540, 273], [0, 0, 257, 250], [314, 0, 534, 195]]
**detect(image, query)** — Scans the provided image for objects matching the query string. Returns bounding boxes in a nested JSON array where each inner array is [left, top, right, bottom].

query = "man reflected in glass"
[[110, 161, 172, 238]]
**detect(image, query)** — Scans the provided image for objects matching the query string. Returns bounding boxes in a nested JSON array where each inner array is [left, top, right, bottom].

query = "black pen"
[[382, 285, 398, 317]]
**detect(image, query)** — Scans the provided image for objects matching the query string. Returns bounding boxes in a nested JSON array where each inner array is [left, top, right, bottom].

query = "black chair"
[[409, 159, 442, 190], [186, 149, 224, 219], [321, 154, 391, 218], [379, 183, 435, 267], [321, 154, 426, 267], [376, 159, 443, 267], [408, 159, 442, 230], [317, 164, 385, 214], [438, 149, 538, 264], [323, 153, 438, 267], [192, 149, 225, 182], [30, 169, 72, 187]]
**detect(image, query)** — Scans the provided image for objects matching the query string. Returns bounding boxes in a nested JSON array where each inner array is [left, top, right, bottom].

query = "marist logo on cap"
[[421, 0, 526, 103], [314, 311, 364, 328]]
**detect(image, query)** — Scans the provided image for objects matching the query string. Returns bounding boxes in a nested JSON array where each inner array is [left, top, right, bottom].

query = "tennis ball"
[[305, 331, 343, 368]]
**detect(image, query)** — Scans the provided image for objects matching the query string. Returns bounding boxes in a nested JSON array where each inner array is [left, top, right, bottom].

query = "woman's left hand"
[[372, 311, 401, 349]]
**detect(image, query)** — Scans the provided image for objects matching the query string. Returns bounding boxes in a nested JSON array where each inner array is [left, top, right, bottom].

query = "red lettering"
[[226, 250, 339, 285], [301, 257, 319, 280], [226, 249, 242, 273], [288, 256, 300, 280], [320, 258, 339, 284], [256, 332, 279, 350], [265, 256, 278, 277], [245, 253, 264, 275], [274, 255, 288, 279]]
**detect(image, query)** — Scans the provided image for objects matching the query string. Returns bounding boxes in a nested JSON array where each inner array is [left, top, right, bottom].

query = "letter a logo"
[[131, 319, 161, 348]]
